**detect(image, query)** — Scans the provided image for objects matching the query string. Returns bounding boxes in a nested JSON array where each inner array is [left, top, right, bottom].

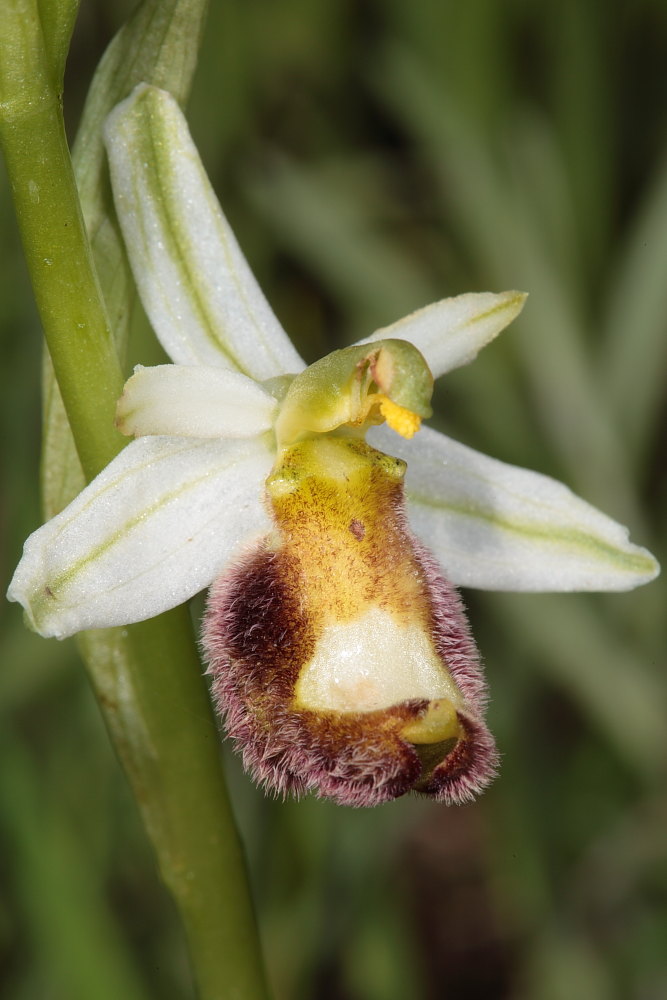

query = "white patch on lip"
[[294, 606, 463, 713]]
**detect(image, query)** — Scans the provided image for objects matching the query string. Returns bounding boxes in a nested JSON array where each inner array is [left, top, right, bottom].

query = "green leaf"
[[0, 729, 149, 1000], [601, 144, 667, 470]]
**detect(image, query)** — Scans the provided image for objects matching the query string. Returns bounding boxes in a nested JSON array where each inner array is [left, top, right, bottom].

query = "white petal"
[[358, 291, 526, 379], [116, 364, 278, 439], [104, 84, 305, 379], [7, 436, 274, 638], [368, 425, 660, 591]]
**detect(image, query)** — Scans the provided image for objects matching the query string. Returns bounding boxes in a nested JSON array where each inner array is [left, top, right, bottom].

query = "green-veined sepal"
[[369, 424, 660, 591], [7, 436, 274, 638], [104, 84, 305, 379], [358, 290, 527, 379]]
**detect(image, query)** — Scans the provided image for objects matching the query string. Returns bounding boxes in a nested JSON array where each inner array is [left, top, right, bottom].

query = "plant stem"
[[81, 613, 270, 1000], [0, 0, 124, 479]]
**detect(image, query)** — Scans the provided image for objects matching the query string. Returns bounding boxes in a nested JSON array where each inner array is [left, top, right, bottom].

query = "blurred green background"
[[2, 1, 666, 997]]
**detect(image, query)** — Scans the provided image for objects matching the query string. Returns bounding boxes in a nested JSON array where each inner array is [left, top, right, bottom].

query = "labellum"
[[203, 435, 497, 807]]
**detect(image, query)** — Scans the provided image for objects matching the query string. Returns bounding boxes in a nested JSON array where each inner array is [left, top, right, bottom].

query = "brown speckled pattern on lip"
[[202, 438, 498, 807]]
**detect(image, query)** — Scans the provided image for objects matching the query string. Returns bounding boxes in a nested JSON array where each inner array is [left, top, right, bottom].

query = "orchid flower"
[[8, 85, 659, 808]]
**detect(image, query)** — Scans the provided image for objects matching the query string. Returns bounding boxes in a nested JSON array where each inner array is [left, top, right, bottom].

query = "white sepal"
[[7, 436, 274, 638], [359, 291, 526, 379], [369, 425, 660, 591], [116, 364, 278, 439], [104, 84, 305, 380]]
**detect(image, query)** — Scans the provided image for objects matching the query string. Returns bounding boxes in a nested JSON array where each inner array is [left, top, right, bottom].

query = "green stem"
[[1, 3, 269, 997], [81, 612, 270, 1000], [0, 0, 125, 479]]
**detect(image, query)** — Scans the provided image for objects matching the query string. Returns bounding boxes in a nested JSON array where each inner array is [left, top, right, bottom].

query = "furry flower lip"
[[203, 346, 497, 807], [7, 85, 659, 807]]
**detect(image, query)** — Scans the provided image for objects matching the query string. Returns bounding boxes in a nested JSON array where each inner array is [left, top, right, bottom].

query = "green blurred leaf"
[[0, 729, 149, 1000], [602, 143, 667, 470], [247, 156, 435, 338], [374, 45, 642, 522], [490, 593, 666, 777]]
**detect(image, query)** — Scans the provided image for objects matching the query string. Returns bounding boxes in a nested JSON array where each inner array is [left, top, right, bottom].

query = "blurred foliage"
[[1, 1, 666, 998]]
